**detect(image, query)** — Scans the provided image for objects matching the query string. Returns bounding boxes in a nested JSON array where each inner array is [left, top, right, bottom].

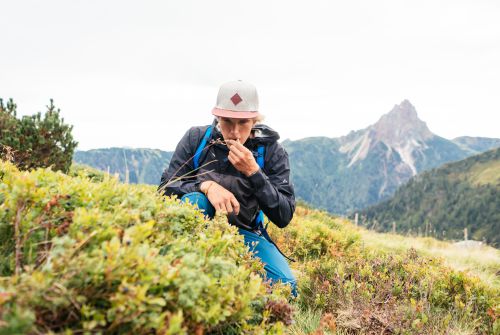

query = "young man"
[[159, 80, 296, 294]]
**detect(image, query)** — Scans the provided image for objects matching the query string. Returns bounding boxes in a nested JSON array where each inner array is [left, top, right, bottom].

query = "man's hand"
[[200, 181, 240, 215], [226, 139, 260, 177]]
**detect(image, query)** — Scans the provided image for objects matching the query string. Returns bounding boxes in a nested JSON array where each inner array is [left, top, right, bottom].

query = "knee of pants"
[[239, 228, 297, 297], [180, 192, 215, 218]]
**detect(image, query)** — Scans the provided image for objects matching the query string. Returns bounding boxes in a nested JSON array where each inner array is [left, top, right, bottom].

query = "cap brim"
[[212, 107, 259, 119]]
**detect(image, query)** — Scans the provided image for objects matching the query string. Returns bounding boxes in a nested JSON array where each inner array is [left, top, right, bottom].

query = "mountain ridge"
[[283, 100, 499, 213]]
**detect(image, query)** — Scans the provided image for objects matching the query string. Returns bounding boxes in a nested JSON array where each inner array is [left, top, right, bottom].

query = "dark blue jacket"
[[159, 121, 295, 230]]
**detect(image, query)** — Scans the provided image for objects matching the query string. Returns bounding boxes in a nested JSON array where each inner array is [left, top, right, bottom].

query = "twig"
[[158, 159, 217, 195], [164, 165, 216, 186], [68, 230, 97, 258], [162, 137, 228, 189], [14, 201, 26, 275], [45, 217, 52, 263], [166, 140, 221, 186]]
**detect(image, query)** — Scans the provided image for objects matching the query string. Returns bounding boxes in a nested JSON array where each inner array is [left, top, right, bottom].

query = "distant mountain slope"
[[73, 148, 172, 185], [361, 148, 500, 247], [283, 100, 483, 213], [452, 136, 500, 153]]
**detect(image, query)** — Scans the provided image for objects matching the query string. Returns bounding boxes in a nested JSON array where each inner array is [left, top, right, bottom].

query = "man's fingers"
[[206, 183, 238, 216], [213, 198, 233, 215], [228, 151, 240, 163], [225, 199, 233, 214], [217, 202, 228, 214], [228, 152, 237, 166], [230, 196, 240, 215], [214, 202, 222, 212], [227, 139, 247, 152], [228, 145, 246, 159], [226, 139, 237, 147]]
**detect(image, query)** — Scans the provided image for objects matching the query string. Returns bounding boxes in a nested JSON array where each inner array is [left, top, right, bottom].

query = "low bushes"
[[0, 161, 290, 334], [268, 207, 499, 334]]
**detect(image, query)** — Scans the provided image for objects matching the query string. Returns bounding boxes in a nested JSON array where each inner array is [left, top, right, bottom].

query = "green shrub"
[[268, 207, 499, 334], [0, 160, 290, 334], [69, 163, 107, 183], [0, 98, 77, 173]]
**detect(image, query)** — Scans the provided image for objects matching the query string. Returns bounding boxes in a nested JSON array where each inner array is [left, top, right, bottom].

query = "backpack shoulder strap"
[[256, 144, 265, 169], [193, 126, 213, 170]]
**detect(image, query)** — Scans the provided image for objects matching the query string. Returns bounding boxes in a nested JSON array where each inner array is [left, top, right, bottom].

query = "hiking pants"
[[181, 192, 297, 296]]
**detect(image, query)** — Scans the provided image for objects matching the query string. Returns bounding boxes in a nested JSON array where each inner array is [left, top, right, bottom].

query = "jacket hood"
[[211, 120, 280, 145], [252, 124, 280, 142]]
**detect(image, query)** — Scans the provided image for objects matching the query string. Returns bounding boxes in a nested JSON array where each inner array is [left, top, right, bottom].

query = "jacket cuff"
[[248, 169, 267, 190]]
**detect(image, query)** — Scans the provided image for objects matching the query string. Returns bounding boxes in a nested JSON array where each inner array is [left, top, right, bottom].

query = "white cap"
[[212, 80, 260, 119]]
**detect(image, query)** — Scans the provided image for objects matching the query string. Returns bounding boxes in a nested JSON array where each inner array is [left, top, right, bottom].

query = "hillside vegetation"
[[0, 161, 290, 334], [362, 148, 500, 247], [453, 137, 500, 153], [74, 148, 172, 185], [1, 98, 77, 173], [268, 209, 499, 334], [0, 161, 498, 334], [359, 230, 500, 290]]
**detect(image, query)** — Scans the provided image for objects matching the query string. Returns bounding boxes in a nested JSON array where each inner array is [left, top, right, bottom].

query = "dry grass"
[[358, 229, 500, 289], [467, 159, 500, 186]]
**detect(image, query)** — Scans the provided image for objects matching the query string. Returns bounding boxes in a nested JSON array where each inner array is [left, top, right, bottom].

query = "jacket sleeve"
[[158, 127, 203, 197], [248, 143, 296, 228]]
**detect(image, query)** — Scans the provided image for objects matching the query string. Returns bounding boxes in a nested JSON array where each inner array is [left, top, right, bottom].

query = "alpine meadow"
[[0, 162, 498, 334]]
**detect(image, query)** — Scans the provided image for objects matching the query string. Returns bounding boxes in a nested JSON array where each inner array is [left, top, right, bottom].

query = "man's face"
[[218, 117, 257, 144]]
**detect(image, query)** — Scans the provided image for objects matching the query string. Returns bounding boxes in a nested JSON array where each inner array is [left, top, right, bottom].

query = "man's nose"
[[230, 126, 239, 136]]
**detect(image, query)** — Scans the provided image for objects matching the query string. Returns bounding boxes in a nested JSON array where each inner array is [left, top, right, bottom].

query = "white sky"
[[1, 0, 499, 151]]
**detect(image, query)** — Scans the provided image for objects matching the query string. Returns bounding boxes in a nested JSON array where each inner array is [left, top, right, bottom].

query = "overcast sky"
[[1, 0, 499, 151]]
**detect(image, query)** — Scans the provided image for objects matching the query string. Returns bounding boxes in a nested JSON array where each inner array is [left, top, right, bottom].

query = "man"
[[159, 80, 296, 294]]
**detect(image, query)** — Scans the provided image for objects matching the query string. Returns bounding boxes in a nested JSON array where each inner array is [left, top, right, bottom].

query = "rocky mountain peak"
[[340, 100, 435, 176], [372, 100, 433, 145]]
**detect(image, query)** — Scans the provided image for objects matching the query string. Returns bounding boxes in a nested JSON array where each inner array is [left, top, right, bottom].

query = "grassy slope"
[[467, 160, 500, 186], [359, 231, 500, 290], [268, 208, 499, 334]]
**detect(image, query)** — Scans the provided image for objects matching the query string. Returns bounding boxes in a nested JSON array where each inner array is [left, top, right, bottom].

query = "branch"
[[14, 201, 26, 275]]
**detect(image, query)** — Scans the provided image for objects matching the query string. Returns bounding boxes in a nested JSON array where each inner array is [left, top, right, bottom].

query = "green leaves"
[[0, 98, 77, 173], [268, 206, 499, 334], [0, 161, 289, 334]]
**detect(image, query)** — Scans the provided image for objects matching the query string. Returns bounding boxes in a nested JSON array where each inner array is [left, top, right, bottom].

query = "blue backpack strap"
[[193, 126, 213, 170], [255, 144, 266, 226], [256, 212, 295, 262], [256, 145, 265, 169]]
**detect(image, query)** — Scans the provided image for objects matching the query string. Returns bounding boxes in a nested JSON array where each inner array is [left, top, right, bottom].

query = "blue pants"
[[181, 192, 297, 296]]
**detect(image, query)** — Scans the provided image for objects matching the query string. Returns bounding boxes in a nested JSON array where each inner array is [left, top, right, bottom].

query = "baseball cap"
[[212, 80, 260, 119]]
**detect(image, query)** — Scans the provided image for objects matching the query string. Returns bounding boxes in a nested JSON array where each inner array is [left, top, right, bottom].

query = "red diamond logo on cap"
[[231, 93, 242, 106]]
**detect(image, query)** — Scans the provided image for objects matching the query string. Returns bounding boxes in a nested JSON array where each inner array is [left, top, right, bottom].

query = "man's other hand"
[[200, 181, 240, 215]]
